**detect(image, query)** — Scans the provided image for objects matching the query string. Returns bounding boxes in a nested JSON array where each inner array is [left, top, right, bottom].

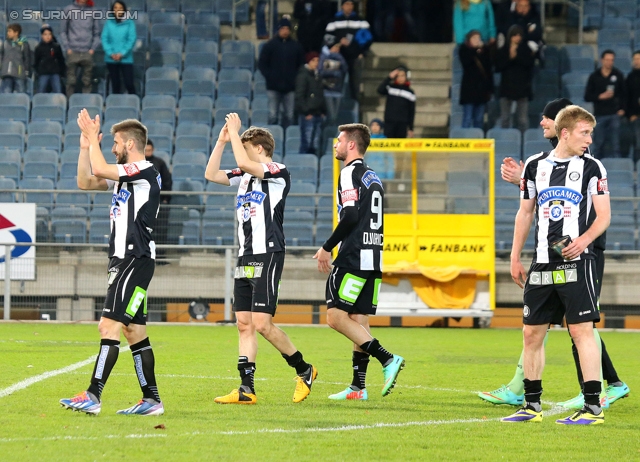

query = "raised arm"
[[205, 123, 232, 185], [77, 109, 120, 181], [226, 113, 266, 178], [77, 132, 109, 191]]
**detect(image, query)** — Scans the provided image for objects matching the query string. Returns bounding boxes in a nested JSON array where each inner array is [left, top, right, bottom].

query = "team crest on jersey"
[[362, 171, 383, 188], [110, 206, 121, 219], [236, 191, 266, 209], [122, 163, 140, 176], [537, 187, 582, 207], [598, 178, 608, 192], [241, 203, 252, 222], [266, 163, 280, 174], [341, 188, 358, 203], [569, 171, 581, 181]]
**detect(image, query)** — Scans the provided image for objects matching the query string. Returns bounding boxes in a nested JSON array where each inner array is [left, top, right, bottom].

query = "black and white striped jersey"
[[520, 150, 609, 263], [334, 159, 384, 271], [226, 162, 290, 256], [105, 161, 161, 259]]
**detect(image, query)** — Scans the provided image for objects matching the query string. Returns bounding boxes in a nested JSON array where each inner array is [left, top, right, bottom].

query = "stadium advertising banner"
[[0, 203, 36, 280]]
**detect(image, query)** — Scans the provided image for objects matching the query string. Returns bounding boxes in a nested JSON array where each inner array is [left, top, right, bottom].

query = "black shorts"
[[102, 256, 155, 326], [233, 251, 284, 315], [326, 267, 382, 315], [523, 259, 599, 326]]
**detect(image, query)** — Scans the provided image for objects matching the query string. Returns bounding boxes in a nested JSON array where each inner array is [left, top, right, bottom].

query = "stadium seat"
[[218, 81, 252, 100], [221, 40, 254, 55], [23, 148, 58, 164], [250, 109, 269, 126], [214, 108, 249, 126], [174, 137, 210, 155], [69, 93, 104, 109], [216, 96, 250, 111], [185, 12, 219, 25], [104, 106, 139, 122], [142, 94, 177, 110], [218, 68, 252, 83], [251, 95, 268, 110], [0, 177, 17, 203], [287, 182, 316, 213], [184, 52, 219, 70], [141, 107, 176, 128], [220, 52, 254, 71], [0, 133, 25, 154], [181, 80, 216, 98], [173, 179, 205, 207], [486, 128, 522, 145], [523, 140, 553, 156], [284, 222, 314, 246], [179, 96, 214, 111], [89, 219, 111, 244], [23, 161, 58, 182], [447, 171, 485, 197], [185, 41, 219, 54], [186, 24, 220, 43], [20, 177, 55, 209], [146, 0, 180, 12], [601, 158, 633, 172], [286, 153, 318, 185], [0, 94, 29, 124], [176, 124, 210, 137], [56, 179, 91, 209], [217, 0, 250, 23], [146, 122, 174, 152], [148, 51, 182, 69], [202, 222, 235, 245], [449, 128, 484, 139], [178, 108, 213, 127], [150, 11, 185, 25], [607, 226, 636, 250], [183, 67, 217, 83], [59, 162, 79, 179], [172, 164, 206, 183]]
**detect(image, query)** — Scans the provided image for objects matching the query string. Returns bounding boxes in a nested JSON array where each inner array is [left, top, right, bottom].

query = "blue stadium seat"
[[218, 68, 252, 82], [0, 133, 24, 154], [146, 0, 180, 12], [183, 67, 216, 83], [486, 128, 522, 145], [251, 95, 268, 110], [59, 162, 79, 179], [220, 52, 254, 71], [523, 128, 546, 143], [217, 0, 249, 23], [146, 122, 174, 152], [182, 0, 216, 14], [31, 106, 66, 124], [141, 107, 176, 128], [523, 140, 553, 156], [284, 222, 314, 246], [182, 80, 216, 98], [20, 177, 55, 209], [0, 94, 29, 124], [145, 66, 180, 82], [176, 123, 210, 137], [178, 108, 213, 127], [286, 154, 318, 186], [23, 161, 58, 182], [146, 79, 180, 99], [604, 1, 636, 18], [172, 164, 206, 182], [602, 158, 633, 172], [185, 41, 218, 54], [150, 23, 184, 44], [52, 218, 87, 243], [148, 51, 182, 69], [285, 125, 300, 139], [66, 105, 101, 125], [186, 24, 220, 43], [104, 106, 139, 122], [202, 222, 235, 245], [449, 128, 484, 139], [565, 56, 596, 73], [250, 109, 269, 125], [142, 94, 177, 110], [0, 177, 17, 203], [180, 219, 201, 245], [89, 219, 111, 244], [607, 226, 636, 250], [174, 136, 210, 154], [287, 182, 316, 213], [0, 120, 26, 136], [150, 11, 185, 25], [23, 148, 58, 164], [253, 80, 267, 95], [0, 162, 20, 182], [285, 137, 301, 154], [184, 52, 218, 70], [173, 180, 205, 207], [0, 148, 21, 164], [179, 96, 214, 111], [221, 40, 254, 55], [214, 108, 248, 126], [218, 81, 252, 100], [69, 93, 104, 109], [216, 96, 250, 111], [447, 171, 485, 197], [315, 223, 333, 246], [17, 20, 42, 41]]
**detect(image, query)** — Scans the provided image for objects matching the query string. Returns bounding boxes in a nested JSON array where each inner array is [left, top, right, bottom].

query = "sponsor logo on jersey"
[[341, 188, 358, 203], [528, 269, 578, 285], [236, 190, 267, 208], [537, 187, 583, 207], [231, 168, 242, 175], [113, 188, 131, 204], [363, 232, 383, 245], [110, 206, 121, 219], [362, 171, 383, 188], [122, 163, 140, 176], [542, 201, 571, 221], [266, 163, 280, 174], [156, 174, 162, 188], [598, 178, 608, 192]]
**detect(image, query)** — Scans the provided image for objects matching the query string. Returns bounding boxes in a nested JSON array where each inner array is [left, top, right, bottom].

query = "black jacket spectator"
[[495, 40, 535, 100], [295, 62, 327, 116], [34, 39, 66, 76], [258, 32, 305, 93], [458, 40, 493, 105], [508, 1, 542, 44], [293, 0, 333, 52], [324, 9, 372, 62], [626, 67, 640, 118], [585, 66, 627, 116], [148, 154, 172, 204], [377, 68, 416, 137]]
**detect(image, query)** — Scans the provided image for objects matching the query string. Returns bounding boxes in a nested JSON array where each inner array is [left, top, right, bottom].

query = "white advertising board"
[[0, 203, 36, 280]]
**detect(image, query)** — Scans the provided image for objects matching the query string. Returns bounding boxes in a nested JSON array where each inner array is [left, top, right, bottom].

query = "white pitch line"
[[0, 346, 130, 399]]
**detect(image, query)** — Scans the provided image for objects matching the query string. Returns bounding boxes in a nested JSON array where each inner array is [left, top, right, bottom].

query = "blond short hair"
[[555, 105, 596, 136]]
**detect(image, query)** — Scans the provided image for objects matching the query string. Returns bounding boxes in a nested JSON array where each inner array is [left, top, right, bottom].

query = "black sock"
[[600, 339, 620, 384], [583, 380, 602, 408], [351, 351, 370, 390], [523, 379, 543, 411], [282, 351, 311, 375], [130, 337, 161, 402], [570, 338, 584, 390], [359, 338, 393, 366], [238, 356, 256, 393], [87, 339, 120, 401]]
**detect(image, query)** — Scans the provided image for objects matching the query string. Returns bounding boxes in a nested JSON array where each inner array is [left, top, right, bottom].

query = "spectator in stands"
[[324, 0, 373, 102], [59, 0, 102, 97], [377, 66, 416, 138], [495, 24, 535, 133], [102, 1, 136, 95], [295, 51, 327, 154], [494, 0, 516, 45], [256, 0, 278, 40], [145, 140, 172, 262], [34, 25, 66, 94], [584, 50, 626, 158], [626, 51, 640, 163], [258, 15, 305, 129], [0, 24, 31, 94], [458, 29, 493, 129], [453, 0, 496, 46], [369, 118, 386, 138], [319, 42, 348, 124], [293, 0, 333, 52]]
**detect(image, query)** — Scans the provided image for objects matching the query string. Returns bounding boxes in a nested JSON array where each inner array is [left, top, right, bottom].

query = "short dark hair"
[[146, 139, 154, 148], [110, 119, 148, 152], [110, 0, 127, 12], [634, 50, 640, 57], [7, 24, 21, 35], [338, 123, 371, 155], [601, 49, 615, 59], [240, 126, 275, 158]]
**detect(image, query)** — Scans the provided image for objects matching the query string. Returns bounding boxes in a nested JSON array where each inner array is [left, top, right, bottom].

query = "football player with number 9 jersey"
[[314, 123, 405, 401]]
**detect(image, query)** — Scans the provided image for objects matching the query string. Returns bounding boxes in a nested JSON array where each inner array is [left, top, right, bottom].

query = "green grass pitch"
[[0, 323, 639, 461]]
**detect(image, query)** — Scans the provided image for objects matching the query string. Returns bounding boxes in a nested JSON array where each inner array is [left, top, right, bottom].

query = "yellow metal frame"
[[332, 138, 496, 311]]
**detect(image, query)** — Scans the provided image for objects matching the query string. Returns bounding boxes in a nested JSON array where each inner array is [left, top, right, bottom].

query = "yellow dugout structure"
[[333, 138, 496, 325]]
